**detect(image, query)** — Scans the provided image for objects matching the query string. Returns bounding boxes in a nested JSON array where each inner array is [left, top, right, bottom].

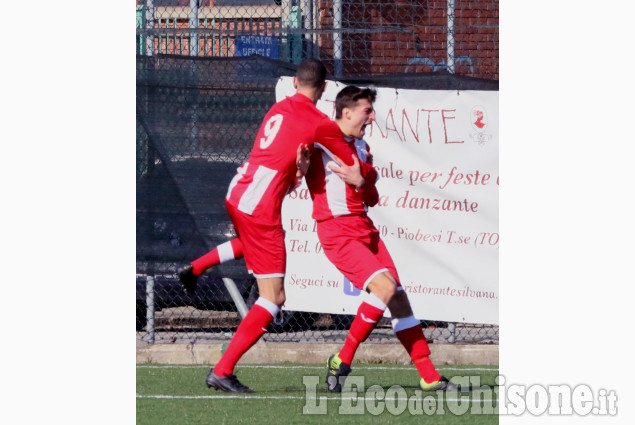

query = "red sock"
[[338, 300, 385, 365], [191, 239, 243, 275], [213, 301, 276, 377], [394, 321, 441, 383]]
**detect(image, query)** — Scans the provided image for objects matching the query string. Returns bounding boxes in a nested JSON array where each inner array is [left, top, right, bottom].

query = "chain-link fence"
[[136, 0, 498, 80], [136, 0, 499, 346]]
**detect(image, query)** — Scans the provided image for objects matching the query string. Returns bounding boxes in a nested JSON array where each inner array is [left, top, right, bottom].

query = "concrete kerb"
[[136, 342, 498, 366]]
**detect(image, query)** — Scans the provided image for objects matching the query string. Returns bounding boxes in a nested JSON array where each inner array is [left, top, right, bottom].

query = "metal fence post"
[[222, 278, 249, 319], [289, 6, 302, 64], [136, 5, 145, 55], [448, 322, 456, 343], [145, 0, 155, 56], [333, 0, 343, 77], [301, 0, 313, 58], [281, 0, 291, 62], [190, 0, 199, 56], [221, 278, 266, 346], [145, 275, 156, 344], [447, 0, 456, 74]]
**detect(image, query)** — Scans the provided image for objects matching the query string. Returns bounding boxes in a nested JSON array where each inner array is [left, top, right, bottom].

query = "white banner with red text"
[[278, 77, 498, 325]]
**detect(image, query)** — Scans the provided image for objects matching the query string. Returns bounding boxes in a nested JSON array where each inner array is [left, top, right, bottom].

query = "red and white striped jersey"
[[306, 137, 379, 221], [225, 93, 353, 224]]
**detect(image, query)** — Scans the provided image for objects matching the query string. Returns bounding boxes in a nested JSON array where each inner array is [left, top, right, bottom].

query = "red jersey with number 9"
[[225, 92, 352, 224]]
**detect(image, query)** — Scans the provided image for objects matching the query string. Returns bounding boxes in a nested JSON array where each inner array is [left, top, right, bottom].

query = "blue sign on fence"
[[235, 35, 279, 59]]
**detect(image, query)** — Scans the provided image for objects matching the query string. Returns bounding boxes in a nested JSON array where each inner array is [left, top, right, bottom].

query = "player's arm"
[[360, 162, 378, 187], [360, 142, 378, 189], [288, 143, 312, 193], [359, 144, 379, 206], [327, 154, 365, 189], [328, 155, 379, 205], [328, 143, 379, 192], [296, 143, 312, 179], [314, 120, 356, 167], [362, 182, 379, 207]]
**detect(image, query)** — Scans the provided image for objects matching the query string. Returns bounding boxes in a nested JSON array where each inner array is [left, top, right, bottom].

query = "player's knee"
[[384, 283, 398, 300], [262, 290, 285, 307], [369, 272, 398, 303], [383, 273, 399, 297], [275, 292, 286, 307], [257, 277, 286, 307]]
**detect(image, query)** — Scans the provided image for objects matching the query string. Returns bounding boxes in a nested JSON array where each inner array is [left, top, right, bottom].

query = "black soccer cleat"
[[205, 370, 255, 393], [325, 354, 352, 393], [177, 264, 198, 295]]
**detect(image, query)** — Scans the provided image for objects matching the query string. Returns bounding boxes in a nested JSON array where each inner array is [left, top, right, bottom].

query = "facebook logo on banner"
[[343, 277, 361, 296]]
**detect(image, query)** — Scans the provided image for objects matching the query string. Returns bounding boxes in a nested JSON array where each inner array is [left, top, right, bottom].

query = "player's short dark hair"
[[295, 59, 327, 89], [335, 85, 377, 119]]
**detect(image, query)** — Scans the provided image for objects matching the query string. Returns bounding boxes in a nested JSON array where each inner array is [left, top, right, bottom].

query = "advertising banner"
[[278, 77, 499, 324]]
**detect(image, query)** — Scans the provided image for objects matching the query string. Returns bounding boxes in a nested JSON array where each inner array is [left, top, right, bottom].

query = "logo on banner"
[[469, 105, 492, 145], [343, 277, 361, 296]]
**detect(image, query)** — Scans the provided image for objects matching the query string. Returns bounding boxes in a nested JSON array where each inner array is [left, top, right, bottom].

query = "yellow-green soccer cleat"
[[325, 354, 352, 393], [419, 376, 464, 392]]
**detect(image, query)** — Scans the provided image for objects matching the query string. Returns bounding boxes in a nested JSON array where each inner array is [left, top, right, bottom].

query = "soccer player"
[[182, 84, 460, 393], [305, 85, 460, 392], [187, 59, 360, 394]]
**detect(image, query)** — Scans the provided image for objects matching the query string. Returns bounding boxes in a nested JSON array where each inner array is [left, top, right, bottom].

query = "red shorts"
[[316, 215, 400, 291], [226, 201, 286, 278]]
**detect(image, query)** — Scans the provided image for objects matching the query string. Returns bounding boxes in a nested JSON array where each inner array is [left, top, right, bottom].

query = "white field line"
[[136, 393, 495, 403], [136, 365, 497, 372]]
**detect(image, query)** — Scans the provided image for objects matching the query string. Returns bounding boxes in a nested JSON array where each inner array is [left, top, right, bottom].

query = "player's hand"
[[327, 154, 365, 189], [296, 143, 311, 178]]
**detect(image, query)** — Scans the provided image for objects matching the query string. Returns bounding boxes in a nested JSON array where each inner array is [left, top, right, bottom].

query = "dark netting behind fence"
[[136, 55, 298, 334], [136, 54, 498, 345]]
